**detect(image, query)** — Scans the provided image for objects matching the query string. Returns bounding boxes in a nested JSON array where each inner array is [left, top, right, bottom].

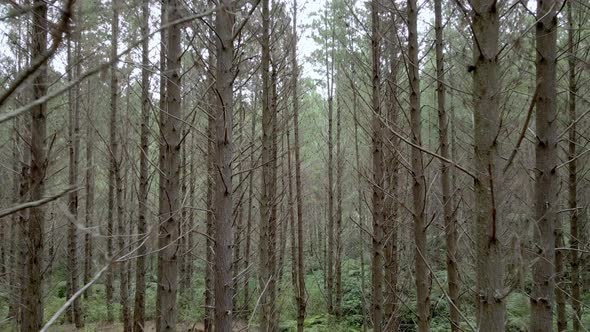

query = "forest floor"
[[53, 320, 249, 331]]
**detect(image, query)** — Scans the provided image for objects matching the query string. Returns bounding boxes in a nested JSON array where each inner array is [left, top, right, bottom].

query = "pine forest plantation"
[[0, 0, 589, 331]]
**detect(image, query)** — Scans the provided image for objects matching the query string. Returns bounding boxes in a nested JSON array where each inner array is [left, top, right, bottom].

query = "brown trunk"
[[370, 1, 384, 330], [23, 0, 48, 330], [567, 2, 581, 331], [84, 78, 95, 299], [232, 99, 245, 313], [204, 31, 215, 331], [184, 134, 196, 292], [119, 151, 131, 331], [334, 93, 343, 318], [9, 117, 20, 322], [18, 113, 30, 328], [435, 0, 460, 330], [67, 25, 84, 327], [242, 102, 257, 317], [213, 1, 235, 330], [325, 4, 335, 314], [259, 0, 277, 329], [291, 2, 306, 327], [407, 0, 430, 330], [351, 63, 367, 332], [156, 0, 182, 328], [133, 0, 150, 329], [155, 0, 167, 324], [472, 0, 505, 330], [106, 0, 119, 322], [383, 24, 399, 329], [530, 0, 558, 330]]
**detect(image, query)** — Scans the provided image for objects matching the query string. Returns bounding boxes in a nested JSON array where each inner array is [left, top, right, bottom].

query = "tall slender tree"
[[291, 2, 306, 329], [156, 0, 182, 328], [567, 2, 581, 331], [212, 0, 236, 329], [23, 0, 49, 329], [435, 0, 460, 329], [133, 0, 150, 329], [106, 0, 120, 321], [407, 0, 429, 330], [370, 1, 384, 330], [472, 0, 505, 330], [66, 18, 83, 327], [530, 0, 558, 330], [259, 0, 278, 329]]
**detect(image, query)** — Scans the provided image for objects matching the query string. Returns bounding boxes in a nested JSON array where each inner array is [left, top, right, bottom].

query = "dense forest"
[[0, 0, 589, 331]]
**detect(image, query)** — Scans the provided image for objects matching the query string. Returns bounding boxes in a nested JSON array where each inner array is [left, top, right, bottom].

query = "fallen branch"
[[40, 263, 110, 332]]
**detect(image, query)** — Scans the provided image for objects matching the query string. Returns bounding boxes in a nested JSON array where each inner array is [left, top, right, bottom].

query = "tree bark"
[[84, 78, 95, 299], [291, 2, 306, 328], [156, 0, 182, 328], [23, 0, 48, 329], [259, 0, 278, 329], [435, 0, 460, 330], [334, 91, 343, 318], [383, 22, 399, 329], [370, 1, 384, 331], [133, 0, 150, 329], [242, 103, 257, 318], [530, 0, 558, 330], [567, 2, 581, 331], [325, 4, 335, 315], [66, 24, 83, 327], [407, 0, 430, 330], [106, 0, 119, 321], [213, 1, 235, 330], [472, 0, 505, 330]]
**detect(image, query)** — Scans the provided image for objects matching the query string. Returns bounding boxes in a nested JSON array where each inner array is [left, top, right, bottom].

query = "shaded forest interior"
[[1, 0, 590, 331]]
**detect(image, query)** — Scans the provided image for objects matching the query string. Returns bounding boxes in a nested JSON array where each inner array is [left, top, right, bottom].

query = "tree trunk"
[[472, 0, 505, 330], [370, 1, 384, 330], [530, 0, 558, 330], [351, 63, 367, 332], [84, 78, 95, 299], [325, 4, 335, 315], [213, 1, 235, 330], [106, 0, 119, 322], [204, 29, 215, 331], [23, 0, 48, 330], [383, 24, 399, 329], [435, 0, 460, 330], [156, 0, 182, 328], [67, 25, 84, 327], [291, 2, 306, 328], [119, 148, 131, 330], [567, 2, 581, 331], [407, 0, 430, 330], [334, 92, 343, 318], [242, 97, 257, 318], [259, 0, 277, 329], [133, 0, 150, 329]]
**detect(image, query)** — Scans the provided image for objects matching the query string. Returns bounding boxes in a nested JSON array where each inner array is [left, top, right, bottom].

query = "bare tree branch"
[[0, 186, 78, 218]]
